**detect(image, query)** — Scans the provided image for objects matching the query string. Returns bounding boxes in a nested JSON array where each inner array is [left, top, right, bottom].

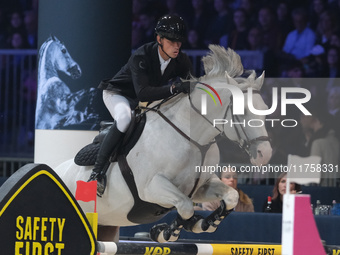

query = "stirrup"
[[88, 172, 107, 197]]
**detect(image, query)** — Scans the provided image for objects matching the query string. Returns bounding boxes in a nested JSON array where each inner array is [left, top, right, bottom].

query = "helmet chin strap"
[[158, 39, 172, 59]]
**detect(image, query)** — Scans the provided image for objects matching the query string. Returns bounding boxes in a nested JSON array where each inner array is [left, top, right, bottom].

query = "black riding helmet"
[[155, 14, 187, 43]]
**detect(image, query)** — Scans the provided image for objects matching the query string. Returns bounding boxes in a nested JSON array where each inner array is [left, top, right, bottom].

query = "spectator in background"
[[281, 59, 305, 78], [299, 108, 340, 186], [246, 26, 279, 76], [8, 31, 28, 49], [327, 86, 340, 141], [330, 33, 340, 48], [137, 12, 157, 46], [183, 29, 206, 49], [282, 8, 316, 60], [23, 10, 37, 49], [204, 0, 233, 45], [7, 10, 26, 35], [309, 0, 329, 30], [257, 6, 283, 52], [7, 32, 29, 69], [262, 173, 301, 213], [315, 10, 338, 50], [201, 168, 255, 212], [322, 46, 340, 90], [266, 125, 288, 165], [246, 26, 263, 50], [276, 1, 294, 39], [221, 8, 249, 50], [303, 44, 326, 77], [186, 0, 212, 41], [240, 0, 258, 25]]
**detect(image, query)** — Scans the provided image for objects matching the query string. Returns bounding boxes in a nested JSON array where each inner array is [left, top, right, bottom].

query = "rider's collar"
[[158, 48, 171, 74]]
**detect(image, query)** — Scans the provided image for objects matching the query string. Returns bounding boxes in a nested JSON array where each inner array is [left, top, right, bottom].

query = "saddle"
[[74, 111, 171, 223], [74, 110, 146, 166]]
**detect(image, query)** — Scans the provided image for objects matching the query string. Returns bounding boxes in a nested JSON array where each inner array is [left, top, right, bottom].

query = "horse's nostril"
[[258, 150, 263, 157], [68, 65, 81, 79]]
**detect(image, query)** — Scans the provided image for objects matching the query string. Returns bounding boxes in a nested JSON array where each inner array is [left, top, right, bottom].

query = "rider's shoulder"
[[132, 42, 157, 57], [129, 42, 157, 69]]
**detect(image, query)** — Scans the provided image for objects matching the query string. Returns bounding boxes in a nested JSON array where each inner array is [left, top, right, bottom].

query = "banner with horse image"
[[35, 0, 132, 167], [36, 0, 132, 131], [35, 34, 99, 130]]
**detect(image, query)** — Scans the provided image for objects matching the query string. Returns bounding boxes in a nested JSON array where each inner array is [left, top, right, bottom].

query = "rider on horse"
[[88, 14, 193, 196]]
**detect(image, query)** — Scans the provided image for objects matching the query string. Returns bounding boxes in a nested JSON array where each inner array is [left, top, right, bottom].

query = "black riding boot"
[[88, 123, 124, 196]]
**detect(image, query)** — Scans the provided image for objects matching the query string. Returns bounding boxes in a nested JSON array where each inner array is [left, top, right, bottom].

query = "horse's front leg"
[[144, 174, 195, 243], [187, 177, 239, 233]]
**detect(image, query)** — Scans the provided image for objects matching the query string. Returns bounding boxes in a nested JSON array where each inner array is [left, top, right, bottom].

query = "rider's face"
[[158, 36, 182, 60]]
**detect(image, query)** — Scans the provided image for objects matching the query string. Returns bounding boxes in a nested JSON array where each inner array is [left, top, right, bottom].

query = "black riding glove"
[[171, 81, 191, 94]]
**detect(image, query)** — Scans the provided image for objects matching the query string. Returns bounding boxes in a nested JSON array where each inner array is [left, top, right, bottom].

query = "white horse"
[[55, 45, 272, 242], [35, 35, 97, 129]]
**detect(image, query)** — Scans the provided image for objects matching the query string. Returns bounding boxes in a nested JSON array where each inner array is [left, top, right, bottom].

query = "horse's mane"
[[38, 36, 54, 74], [195, 45, 263, 89], [202, 45, 244, 79], [39, 36, 53, 59]]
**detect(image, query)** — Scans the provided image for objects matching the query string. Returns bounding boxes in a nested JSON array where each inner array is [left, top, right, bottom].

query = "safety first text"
[[15, 216, 65, 255]]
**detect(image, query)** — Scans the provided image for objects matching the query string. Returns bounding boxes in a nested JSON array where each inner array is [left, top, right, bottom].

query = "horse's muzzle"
[[68, 65, 82, 79]]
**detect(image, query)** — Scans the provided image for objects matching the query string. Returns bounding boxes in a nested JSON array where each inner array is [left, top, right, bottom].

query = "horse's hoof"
[[182, 214, 204, 232], [150, 223, 170, 243]]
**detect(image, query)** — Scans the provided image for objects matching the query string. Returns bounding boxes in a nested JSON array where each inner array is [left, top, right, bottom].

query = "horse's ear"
[[225, 71, 238, 85], [255, 71, 265, 90], [248, 70, 256, 81], [50, 34, 60, 42]]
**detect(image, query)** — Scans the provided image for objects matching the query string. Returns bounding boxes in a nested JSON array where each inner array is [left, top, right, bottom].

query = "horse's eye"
[[61, 49, 66, 54]]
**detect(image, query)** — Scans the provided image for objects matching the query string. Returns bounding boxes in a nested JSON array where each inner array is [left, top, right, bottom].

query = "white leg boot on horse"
[[88, 122, 124, 196]]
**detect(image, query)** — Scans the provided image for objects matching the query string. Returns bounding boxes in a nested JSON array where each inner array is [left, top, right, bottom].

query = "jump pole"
[[96, 241, 282, 255]]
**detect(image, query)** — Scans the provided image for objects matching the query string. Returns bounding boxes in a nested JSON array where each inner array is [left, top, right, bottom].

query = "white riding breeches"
[[103, 90, 132, 133]]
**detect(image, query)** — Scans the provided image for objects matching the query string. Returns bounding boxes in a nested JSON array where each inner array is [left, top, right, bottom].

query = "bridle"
[[189, 82, 271, 157], [223, 88, 271, 157]]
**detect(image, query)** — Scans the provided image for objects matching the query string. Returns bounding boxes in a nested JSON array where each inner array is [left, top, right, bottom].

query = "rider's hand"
[[171, 81, 191, 94]]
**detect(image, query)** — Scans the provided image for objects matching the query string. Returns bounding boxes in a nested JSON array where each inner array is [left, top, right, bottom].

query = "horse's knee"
[[223, 188, 239, 210], [177, 200, 194, 220]]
